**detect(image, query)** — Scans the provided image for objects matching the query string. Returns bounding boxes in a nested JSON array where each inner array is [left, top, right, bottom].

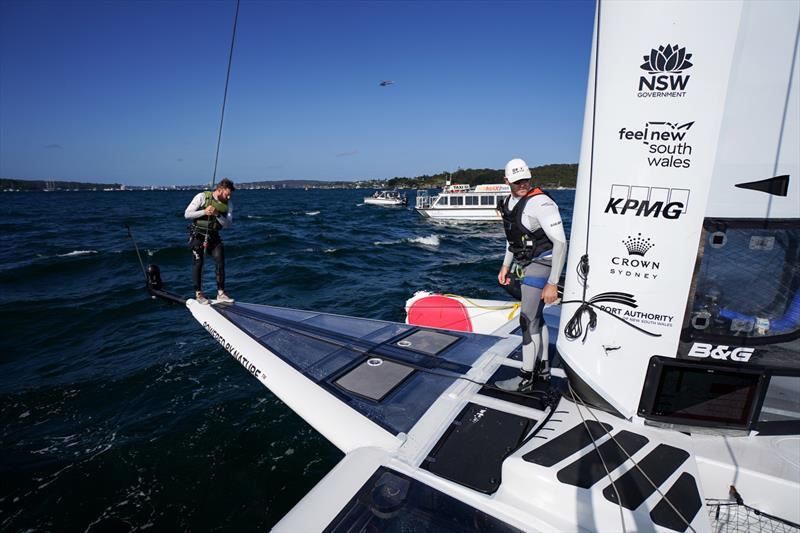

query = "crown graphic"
[[623, 233, 655, 256], [640, 44, 693, 73]]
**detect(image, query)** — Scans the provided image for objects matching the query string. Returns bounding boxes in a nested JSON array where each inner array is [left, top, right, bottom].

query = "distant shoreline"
[[1, 164, 578, 192]]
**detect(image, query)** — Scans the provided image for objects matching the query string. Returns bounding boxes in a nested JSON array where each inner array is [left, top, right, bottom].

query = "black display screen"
[[649, 364, 761, 427]]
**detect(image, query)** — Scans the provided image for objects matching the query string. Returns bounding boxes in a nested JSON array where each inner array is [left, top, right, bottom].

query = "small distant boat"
[[415, 182, 510, 221], [364, 190, 407, 207]]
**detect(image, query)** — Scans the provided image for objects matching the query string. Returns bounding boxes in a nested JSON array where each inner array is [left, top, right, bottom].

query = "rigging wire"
[[563, 0, 601, 341], [210, 0, 240, 191], [568, 381, 627, 533], [125, 224, 149, 284], [204, 0, 240, 250], [567, 382, 698, 533]]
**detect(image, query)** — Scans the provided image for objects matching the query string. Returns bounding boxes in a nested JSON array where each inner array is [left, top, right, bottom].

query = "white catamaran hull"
[[179, 0, 800, 531]]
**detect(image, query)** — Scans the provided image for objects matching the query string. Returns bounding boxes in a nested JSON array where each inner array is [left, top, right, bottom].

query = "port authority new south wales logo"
[[638, 44, 693, 98]]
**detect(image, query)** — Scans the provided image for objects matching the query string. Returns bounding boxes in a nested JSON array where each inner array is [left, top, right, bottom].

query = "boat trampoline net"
[[706, 500, 800, 533]]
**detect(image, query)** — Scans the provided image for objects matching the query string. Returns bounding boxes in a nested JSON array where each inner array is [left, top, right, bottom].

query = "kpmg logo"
[[611, 233, 660, 281], [618, 121, 694, 168], [605, 184, 689, 220], [637, 44, 693, 98]]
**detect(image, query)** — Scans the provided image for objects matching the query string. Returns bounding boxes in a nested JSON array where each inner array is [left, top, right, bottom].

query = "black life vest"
[[500, 188, 554, 264], [192, 191, 229, 234]]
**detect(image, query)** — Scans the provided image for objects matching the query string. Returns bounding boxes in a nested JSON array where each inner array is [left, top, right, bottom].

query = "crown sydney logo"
[[611, 233, 660, 281], [637, 44, 693, 98], [623, 233, 654, 256]]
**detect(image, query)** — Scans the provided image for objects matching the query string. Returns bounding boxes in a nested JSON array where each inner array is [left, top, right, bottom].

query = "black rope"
[[564, 3, 618, 343], [210, 0, 240, 190]]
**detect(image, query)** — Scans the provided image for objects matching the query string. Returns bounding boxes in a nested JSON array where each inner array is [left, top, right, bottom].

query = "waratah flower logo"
[[640, 44, 693, 73]]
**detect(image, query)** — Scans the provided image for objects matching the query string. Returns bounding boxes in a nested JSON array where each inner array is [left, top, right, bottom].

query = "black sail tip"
[[734, 174, 790, 196]]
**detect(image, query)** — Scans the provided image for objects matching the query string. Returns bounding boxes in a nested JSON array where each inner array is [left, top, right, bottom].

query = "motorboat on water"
[[415, 182, 510, 221], [145, 1, 799, 530], [364, 190, 408, 207]]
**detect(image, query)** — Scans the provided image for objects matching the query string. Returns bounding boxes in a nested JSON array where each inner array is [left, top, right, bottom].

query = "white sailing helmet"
[[504, 158, 531, 182]]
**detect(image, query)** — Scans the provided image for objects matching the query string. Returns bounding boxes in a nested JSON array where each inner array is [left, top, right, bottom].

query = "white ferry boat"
[[415, 182, 510, 221], [364, 190, 407, 207]]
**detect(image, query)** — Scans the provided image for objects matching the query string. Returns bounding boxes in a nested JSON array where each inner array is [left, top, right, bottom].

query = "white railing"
[[416, 192, 433, 209]]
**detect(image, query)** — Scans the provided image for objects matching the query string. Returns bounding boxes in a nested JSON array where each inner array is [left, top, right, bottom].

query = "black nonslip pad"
[[556, 430, 649, 489], [523, 420, 612, 468], [422, 402, 536, 494], [480, 365, 548, 410], [602, 444, 690, 510], [649, 473, 702, 532]]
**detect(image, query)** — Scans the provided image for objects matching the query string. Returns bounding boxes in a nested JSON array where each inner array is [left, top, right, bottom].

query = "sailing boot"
[[496, 370, 534, 392], [216, 290, 235, 304], [536, 359, 551, 382]]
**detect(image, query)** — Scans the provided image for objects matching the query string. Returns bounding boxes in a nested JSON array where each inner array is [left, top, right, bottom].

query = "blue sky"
[[0, 0, 595, 186]]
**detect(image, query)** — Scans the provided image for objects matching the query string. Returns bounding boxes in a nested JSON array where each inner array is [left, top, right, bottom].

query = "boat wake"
[[373, 234, 441, 248]]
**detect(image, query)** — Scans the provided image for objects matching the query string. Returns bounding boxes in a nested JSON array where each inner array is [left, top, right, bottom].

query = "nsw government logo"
[[605, 184, 690, 220], [638, 44, 693, 98], [618, 121, 694, 169], [611, 233, 660, 281]]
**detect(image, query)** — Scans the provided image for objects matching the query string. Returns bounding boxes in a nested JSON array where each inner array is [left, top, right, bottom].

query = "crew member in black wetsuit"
[[496, 159, 567, 392], [184, 178, 235, 304]]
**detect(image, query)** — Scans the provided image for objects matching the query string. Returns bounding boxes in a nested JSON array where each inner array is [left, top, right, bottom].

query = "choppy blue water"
[[0, 188, 574, 530]]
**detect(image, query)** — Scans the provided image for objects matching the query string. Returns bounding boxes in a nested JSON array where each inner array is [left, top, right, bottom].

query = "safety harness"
[[500, 188, 554, 266]]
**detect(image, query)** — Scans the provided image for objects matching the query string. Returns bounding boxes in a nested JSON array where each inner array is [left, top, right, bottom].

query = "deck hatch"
[[334, 358, 415, 402], [394, 329, 460, 355], [325, 467, 522, 532], [523, 420, 612, 467], [602, 443, 690, 510], [422, 403, 536, 494], [556, 430, 649, 488]]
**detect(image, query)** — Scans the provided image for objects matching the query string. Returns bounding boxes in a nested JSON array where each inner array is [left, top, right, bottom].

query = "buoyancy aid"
[[192, 191, 229, 234], [500, 188, 554, 264]]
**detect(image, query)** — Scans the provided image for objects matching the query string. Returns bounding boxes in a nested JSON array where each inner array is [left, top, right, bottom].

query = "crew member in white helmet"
[[497, 158, 567, 392]]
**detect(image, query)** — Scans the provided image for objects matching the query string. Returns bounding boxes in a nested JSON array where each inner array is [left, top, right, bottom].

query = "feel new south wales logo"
[[637, 44, 693, 98]]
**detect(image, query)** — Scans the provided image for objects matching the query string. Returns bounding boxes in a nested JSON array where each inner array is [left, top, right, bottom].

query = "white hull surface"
[[187, 298, 799, 532], [364, 198, 406, 207], [364, 190, 407, 207], [415, 184, 509, 221], [415, 206, 500, 221]]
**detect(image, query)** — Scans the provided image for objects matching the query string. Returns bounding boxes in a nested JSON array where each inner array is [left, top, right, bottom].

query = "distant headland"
[[1, 163, 577, 191]]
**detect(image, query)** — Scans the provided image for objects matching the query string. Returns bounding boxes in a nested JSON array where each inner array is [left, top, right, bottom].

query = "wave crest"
[[58, 250, 99, 257]]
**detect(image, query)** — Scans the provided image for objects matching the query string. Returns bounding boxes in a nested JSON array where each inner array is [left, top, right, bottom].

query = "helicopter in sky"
[[379, 80, 394, 87]]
